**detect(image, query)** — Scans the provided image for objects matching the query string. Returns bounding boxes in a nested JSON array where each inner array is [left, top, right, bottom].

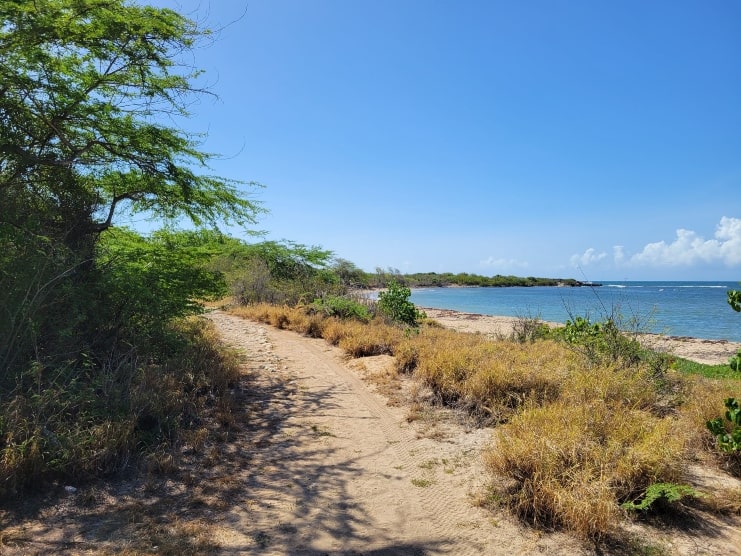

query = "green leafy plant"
[[377, 281, 424, 327], [729, 285, 741, 371], [706, 398, 741, 453], [730, 351, 741, 372], [621, 483, 702, 512], [552, 316, 642, 366], [310, 296, 371, 322], [728, 288, 741, 312]]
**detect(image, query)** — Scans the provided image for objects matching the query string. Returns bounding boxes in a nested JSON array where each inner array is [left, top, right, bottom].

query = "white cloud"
[[480, 256, 529, 270], [613, 245, 625, 265], [570, 247, 607, 268], [629, 216, 741, 267]]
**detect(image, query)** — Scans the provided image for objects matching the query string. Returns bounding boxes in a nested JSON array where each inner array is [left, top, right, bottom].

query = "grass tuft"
[[485, 399, 689, 539]]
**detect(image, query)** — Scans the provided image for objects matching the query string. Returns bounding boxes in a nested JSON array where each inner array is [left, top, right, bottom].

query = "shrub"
[[310, 295, 371, 322], [559, 363, 676, 414], [409, 331, 575, 423], [510, 315, 553, 343], [377, 281, 424, 327], [336, 320, 405, 357], [393, 339, 423, 374], [729, 288, 741, 312], [730, 350, 741, 372], [726, 285, 740, 372], [551, 316, 643, 367], [292, 313, 326, 338]]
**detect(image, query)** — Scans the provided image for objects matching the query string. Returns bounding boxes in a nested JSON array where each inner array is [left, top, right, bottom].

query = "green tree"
[[0, 0, 261, 234], [98, 228, 228, 334], [0, 1, 265, 494], [331, 258, 368, 288], [0, 0, 262, 371]]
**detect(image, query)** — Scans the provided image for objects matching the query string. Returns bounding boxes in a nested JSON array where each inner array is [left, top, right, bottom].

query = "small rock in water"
[[64, 486, 77, 494]]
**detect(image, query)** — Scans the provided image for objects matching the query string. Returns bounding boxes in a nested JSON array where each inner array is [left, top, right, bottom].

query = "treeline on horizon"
[[166, 230, 593, 298], [369, 268, 593, 289]]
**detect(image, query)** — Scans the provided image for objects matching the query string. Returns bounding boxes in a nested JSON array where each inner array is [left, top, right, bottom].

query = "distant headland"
[[368, 271, 601, 289]]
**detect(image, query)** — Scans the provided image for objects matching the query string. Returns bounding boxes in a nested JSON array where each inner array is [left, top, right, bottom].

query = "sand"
[[421, 307, 741, 366]]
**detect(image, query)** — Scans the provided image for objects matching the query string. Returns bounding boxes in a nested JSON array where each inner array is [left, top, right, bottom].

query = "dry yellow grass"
[[485, 399, 689, 539], [232, 304, 407, 357], [704, 486, 741, 515], [677, 377, 741, 442], [229, 303, 301, 327], [337, 319, 405, 357], [406, 330, 578, 422], [676, 376, 741, 476], [559, 363, 677, 412], [320, 317, 349, 345]]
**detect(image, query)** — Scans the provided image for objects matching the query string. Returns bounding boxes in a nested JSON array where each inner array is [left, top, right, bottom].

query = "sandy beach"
[[421, 307, 741, 366]]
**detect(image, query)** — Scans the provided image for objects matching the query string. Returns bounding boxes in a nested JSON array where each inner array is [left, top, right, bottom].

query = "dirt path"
[[8, 311, 736, 554], [206, 311, 584, 555]]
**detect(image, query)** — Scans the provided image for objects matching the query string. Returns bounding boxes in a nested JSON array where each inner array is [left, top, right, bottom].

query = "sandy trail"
[[207, 311, 583, 555], [5, 310, 736, 554]]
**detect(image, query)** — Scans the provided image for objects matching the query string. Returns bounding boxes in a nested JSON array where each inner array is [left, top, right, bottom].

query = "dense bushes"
[[221, 240, 345, 306], [309, 295, 372, 322], [0, 225, 242, 497], [549, 316, 643, 366], [0, 317, 239, 495], [0, 0, 264, 497]]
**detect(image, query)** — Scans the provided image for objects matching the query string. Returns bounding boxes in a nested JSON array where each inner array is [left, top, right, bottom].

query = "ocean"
[[408, 281, 741, 342]]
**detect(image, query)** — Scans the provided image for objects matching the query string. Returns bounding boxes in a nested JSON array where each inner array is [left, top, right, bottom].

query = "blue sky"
[[141, 0, 741, 281]]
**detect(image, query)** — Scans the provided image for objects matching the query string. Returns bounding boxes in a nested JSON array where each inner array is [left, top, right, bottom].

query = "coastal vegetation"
[[0, 1, 259, 496], [359, 268, 594, 289], [229, 297, 741, 541], [702, 285, 741, 463], [2, 0, 739, 551], [728, 287, 741, 372]]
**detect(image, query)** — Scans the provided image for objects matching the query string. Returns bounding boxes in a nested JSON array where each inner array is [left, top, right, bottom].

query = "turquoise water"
[[409, 281, 741, 342]]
